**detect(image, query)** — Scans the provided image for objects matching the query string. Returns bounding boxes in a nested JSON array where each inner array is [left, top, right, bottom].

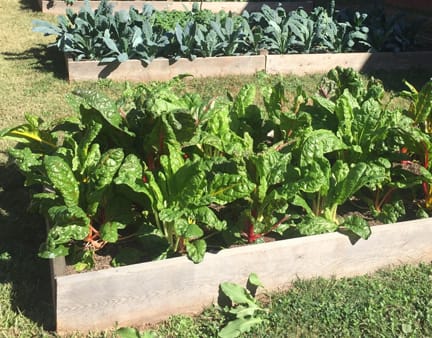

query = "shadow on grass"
[[19, 0, 42, 12], [0, 163, 55, 331], [1, 44, 67, 81], [364, 68, 431, 93]]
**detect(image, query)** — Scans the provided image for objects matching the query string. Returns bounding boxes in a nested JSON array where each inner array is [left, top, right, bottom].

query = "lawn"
[[0, 0, 432, 337]]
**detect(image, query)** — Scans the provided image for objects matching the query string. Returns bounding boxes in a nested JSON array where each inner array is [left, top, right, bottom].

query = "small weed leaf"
[[116, 327, 156, 338], [248, 272, 264, 288], [218, 317, 264, 338], [220, 282, 256, 307], [218, 273, 267, 337]]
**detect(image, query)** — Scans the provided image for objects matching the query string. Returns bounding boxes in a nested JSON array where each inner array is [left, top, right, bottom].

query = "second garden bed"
[[65, 51, 432, 82], [37, 0, 313, 15]]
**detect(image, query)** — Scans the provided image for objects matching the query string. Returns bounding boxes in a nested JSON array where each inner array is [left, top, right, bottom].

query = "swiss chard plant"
[[3, 68, 432, 269]]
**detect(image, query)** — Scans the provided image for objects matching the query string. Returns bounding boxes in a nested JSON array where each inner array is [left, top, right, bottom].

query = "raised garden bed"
[[52, 219, 432, 332], [4, 56, 432, 333], [66, 54, 266, 81], [37, 0, 313, 15], [65, 51, 432, 82]]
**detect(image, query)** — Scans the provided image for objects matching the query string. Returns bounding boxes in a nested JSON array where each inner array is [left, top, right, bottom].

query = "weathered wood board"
[[38, 0, 313, 15], [265, 51, 432, 75], [52, 218, 432, 332], [65, 51, 432, 82], [66, 55, 266, 81]]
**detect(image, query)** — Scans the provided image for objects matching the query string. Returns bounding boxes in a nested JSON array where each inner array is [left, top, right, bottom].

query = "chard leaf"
[[78, 120, 102, 166], [185, 239, 206, 263], [342, 215, 371, 239], [81, 143, 101, 175], [193, 206, 227, 231], [47, 205, 89, 227], [44, 155, 79, 207], [329, 161, 388, 207], [373, 200, 406, 224], [170, 161, 206, 206], [232, 84, 256, 119], [46, 223, 89, 245], [313, 95, 336, 114], [8, 147, 42, 176], [38, 243, 69, 259], [335, 89, 359, 143], [86, 148, 124, 214], [300, 129, 347, 166], [291, 195, 314, 216], [413, 80, 432, 124], [207, 173, 255, 204], [114, 154, 164, 211], [0, 115, 57, 150], [297, 216, 338, 235], [159, 207, 184, 223], [100, 221, 126, 243], [89, 148, 124, 190], [181, 222, 204, 239], [297, 158, 330, 194]]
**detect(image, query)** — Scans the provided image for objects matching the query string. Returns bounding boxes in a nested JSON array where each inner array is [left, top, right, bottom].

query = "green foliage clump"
[[2, 67, 432, 269], [33, 0, 420, 64]]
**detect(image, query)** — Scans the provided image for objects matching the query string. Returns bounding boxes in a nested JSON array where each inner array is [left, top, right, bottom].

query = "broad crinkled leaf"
[[185, 239, 206, 263], [342, 215, 371, 239], [207, 173, 255, 204], [44, 155, 80, 207], [297, 216, 338, 235], [300, 129, 347, 166], [47, 205, 89, 227], [114, 154, 164, 211], [100, 221, 126, 243], [86, 148, 124, 214], [192, 206, 227, 231], [89, 148, 124, 190], [46, 223, 89, 245]]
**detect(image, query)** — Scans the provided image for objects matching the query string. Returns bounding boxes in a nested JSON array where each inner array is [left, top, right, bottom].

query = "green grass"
[[147, 263, 432, 337], [1, 0, 432, 337]]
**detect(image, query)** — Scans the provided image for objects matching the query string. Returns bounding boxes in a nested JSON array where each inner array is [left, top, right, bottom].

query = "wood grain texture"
[[53, 218, 432, 332], [265, 51, 432, 75], [66, 51, 432, 82], [39, 0, 313, 14], [66, 55, 266, 82]]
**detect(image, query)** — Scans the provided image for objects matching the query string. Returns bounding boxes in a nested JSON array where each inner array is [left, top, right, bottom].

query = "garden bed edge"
[[51, 218, 432, 333]]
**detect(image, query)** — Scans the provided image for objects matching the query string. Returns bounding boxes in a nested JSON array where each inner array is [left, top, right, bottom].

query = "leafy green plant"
[[218, 273, 268, 338], [33, 0, 419, 64], [3, 68, 432, 269]]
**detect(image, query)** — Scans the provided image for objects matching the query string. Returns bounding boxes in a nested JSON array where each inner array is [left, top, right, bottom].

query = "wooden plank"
[[265, 51, 432, 75], [66, 55, 266, 82], [66, 51, 432, 82], [39, 0, 313, 15], [53, 218, 432, 332]]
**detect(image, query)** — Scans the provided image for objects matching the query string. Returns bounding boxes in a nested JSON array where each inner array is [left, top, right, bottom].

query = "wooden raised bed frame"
[[52, 218, 432, 333], [65, 51, 432, 82], [37, 0, 313, 15], [66, 54, 267, 82]]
